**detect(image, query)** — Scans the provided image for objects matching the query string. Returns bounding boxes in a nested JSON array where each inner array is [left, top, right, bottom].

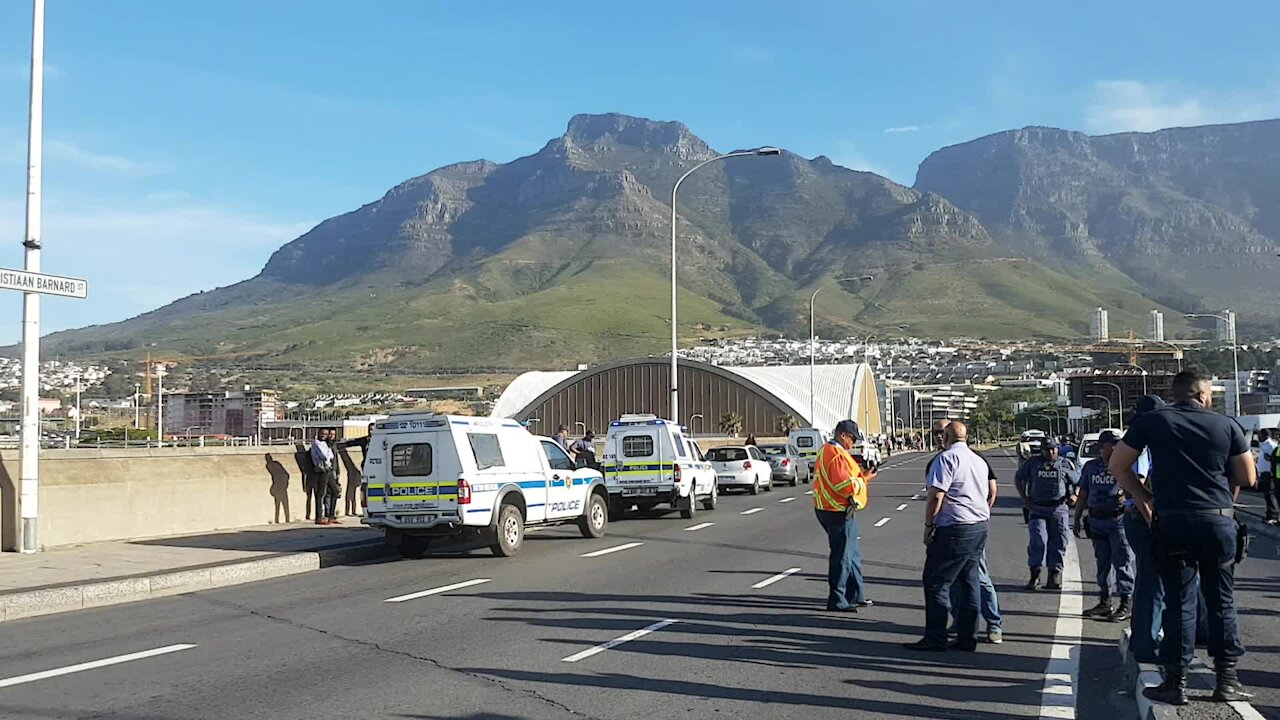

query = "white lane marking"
[[0, 644, 197, 689], [561, 619, 679, 663], [1037, 541, 1083, 718], [779, 497, 796, 503], [741, 508, 763, 515], [752, 567, 803, 589], [873, 517, 891, 527], [805, 490, 814, 496], [896, 503, 909, 511], [385, 578, 492, 603], [580, 542, 644, 558], [684, 522, 714, 531], [911, 494, 921, 500]]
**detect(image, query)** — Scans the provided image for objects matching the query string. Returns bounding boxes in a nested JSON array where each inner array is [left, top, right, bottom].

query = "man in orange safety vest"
[[813, 419, 877, 612]]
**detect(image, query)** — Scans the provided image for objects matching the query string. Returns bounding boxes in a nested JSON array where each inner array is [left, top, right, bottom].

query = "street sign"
[[0, 268, 88, 298]]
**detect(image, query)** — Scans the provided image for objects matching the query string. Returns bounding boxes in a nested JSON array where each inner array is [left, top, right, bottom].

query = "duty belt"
[[1159, 507, 1235, 519], [1031, 499, 1066, 508], [1089, 506, 1124, 519]]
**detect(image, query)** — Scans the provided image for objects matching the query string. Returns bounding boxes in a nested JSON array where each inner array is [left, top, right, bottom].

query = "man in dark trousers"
[[1111, 370, 1257, 705], [1015, 438, 1078, 591], [309, 430, 335, 525], [1074, 430, 1135, 621]]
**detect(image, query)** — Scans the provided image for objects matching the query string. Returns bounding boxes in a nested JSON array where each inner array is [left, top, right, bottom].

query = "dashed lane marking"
[[873, 517, 891, 528], [741, 508, 763, 515], [580, 542, 644, 558], [561, 619, 679, 663], [896, 503, 909, 511], [684, 522, 714, 531], [751, 567, 803, 589], [0, 644, 197, 689], [779, 497, 796, 503], [385, 578, 492, 603]]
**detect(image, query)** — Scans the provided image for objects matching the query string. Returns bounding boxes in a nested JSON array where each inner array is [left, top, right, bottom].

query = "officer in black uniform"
[[1111, 370, 1257, 705], [1015, 438, 1078, 591]]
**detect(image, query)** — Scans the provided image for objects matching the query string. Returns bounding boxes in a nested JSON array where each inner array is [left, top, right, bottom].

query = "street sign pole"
[[18, 0, 44, 554]]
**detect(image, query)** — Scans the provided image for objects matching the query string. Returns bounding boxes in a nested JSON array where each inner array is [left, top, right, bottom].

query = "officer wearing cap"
[[1015, 436, 1078, 591], [1110, 371, 1257, 705], [812, 419, 877, 612], [1073, 430, 1135, 621]]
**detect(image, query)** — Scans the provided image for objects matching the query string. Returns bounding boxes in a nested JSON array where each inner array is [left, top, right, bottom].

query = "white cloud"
[[46, 140, 162, 175], [883, 126, 922, 134], [831, 141, 889, 177], [1084, 80, 1280, 134]]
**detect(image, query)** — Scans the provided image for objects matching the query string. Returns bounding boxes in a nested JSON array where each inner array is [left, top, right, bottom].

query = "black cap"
[[1041, 438, 1060, 451], [1098, 430, 1121, 445], [833, 420, 861, 441]]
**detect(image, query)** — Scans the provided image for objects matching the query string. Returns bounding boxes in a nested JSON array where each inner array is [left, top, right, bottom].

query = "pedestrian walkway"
[[0, 519, 384, 622]]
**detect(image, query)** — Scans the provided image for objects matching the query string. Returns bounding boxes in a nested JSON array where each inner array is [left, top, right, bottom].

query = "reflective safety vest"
[[812, 441, 868, 512]]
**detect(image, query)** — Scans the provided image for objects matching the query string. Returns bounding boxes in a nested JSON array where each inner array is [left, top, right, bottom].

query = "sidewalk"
[[0, 518, 387, 623]]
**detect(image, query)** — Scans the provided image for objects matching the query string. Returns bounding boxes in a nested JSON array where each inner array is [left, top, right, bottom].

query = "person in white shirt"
[[1259, 429, 1279, 525]]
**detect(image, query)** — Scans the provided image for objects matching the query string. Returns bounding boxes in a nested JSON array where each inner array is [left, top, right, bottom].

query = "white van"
[[361, 414, 609, 558], [601, 414, 717, 519], [788, 428, 828, 474]]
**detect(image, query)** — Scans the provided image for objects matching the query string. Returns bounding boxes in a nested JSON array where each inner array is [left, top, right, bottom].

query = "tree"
[[719, 412, 743, 437], [775, 414, 801, 434]]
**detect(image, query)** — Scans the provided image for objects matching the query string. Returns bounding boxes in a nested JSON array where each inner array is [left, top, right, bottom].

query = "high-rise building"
[[1216, 309, 1237, 342], [1148, 310, 1165, 342], [1091, 307, 1110, 342]]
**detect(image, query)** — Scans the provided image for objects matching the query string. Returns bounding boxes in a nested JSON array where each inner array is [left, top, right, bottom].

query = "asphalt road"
[[0, 448, 1275, 720]]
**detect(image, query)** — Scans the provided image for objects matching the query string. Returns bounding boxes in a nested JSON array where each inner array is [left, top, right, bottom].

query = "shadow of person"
[[340, 448, 362, 516], [265, 453, 292, 523], [293, 442, 315, 520]]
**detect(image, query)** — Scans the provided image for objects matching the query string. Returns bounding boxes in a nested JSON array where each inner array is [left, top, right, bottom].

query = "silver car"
[[757, 443, 810, 486]]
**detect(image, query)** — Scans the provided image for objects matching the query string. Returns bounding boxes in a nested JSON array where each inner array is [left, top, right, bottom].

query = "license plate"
[[717, 475, 735, 482], [399, 515, 432, 524]]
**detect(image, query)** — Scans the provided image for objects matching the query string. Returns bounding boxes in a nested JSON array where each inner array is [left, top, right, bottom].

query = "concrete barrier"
[[0, 445, 364, 551]]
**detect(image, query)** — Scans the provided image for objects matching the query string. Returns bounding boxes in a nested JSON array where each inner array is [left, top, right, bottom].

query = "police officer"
[[1111, 371, 1257, 705], [1073, 430, 1135, 621], [1015, 437, 1077, 590]]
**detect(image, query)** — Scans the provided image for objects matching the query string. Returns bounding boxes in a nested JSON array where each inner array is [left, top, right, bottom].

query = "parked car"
[[1017, 430, 1046, 460], [707, 445, 774, 495], [757, 443, 809, 486]]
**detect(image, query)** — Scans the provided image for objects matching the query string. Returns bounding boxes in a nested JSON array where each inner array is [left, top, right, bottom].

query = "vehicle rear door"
[[375, 431, 459, 522]]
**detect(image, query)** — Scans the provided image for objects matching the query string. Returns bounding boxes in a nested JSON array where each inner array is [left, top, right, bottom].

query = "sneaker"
[[1044, 571, 1063, 591], [987, 627, 1003, 645], [855, 599, 874, 608], [1083, 598, 1113, 618]]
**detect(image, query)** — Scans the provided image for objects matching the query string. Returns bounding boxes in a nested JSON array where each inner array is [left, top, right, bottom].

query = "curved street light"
[[1112, 363, 1149, 396], [1086, 394, 1113, 430], [808, 274, 874, 425], [1096, 380, 1126, 430], [689, 413, 703, 436], [1184, 312, 1240, 415], [670, 147, 780, 425]]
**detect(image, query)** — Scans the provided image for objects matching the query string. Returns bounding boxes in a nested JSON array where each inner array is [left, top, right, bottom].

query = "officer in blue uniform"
[[1015, 438, 1078, 590], [1111, 371, 1257, 705], [1074, 430, 1135, 621]]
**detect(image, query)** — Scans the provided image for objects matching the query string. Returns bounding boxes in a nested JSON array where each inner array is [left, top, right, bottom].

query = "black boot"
[[1083, 596, 1113, 618], [1045, 570, 1063, 590], [1107, 595, 1132, 622], [1143, 665, 1188, 706], [1025, 567, 1042, 591], [1212, 658, 1254, 702]]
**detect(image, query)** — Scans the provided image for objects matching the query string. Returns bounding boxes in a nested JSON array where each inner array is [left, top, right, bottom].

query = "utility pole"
[[18, 0, 45, 554], [156, 365, 164, 447]]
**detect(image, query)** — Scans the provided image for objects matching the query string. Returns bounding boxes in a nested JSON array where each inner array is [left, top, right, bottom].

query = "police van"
[[361, 414, 609, 558], [602, 414, 717, 519], [788, 428, 828, 474]]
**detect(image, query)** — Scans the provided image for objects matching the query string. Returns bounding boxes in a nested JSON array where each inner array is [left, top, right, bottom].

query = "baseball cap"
[[833, 420, 861, 440], [1098, 430, 1121, 445], [1040, 438, 1060, 451]]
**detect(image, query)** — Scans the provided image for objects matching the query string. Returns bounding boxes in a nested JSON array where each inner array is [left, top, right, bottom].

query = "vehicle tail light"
[[743, 460, 752, 470], [457, 478, 472, 505], [360, 483, 368, 509], [674, 463, 682, 482], [781, 458, 790, 466]]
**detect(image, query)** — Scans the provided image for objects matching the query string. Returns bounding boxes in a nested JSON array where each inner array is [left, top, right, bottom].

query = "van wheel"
[[702, 482, 718, 511], [749, 478, 760, 496], [490, 503, 524, 557], [398, 536, 430, 559], [679, 491, 697, 519], [578, 492, 608, 538]]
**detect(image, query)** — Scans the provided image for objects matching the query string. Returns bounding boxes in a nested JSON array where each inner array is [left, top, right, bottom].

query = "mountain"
[[915, 121, 1280, 329], [36, 113, 1178, 370]]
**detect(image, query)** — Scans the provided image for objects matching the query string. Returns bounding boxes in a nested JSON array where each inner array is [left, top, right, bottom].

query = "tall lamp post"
[[670, 147, 780, 425], [18, 0, 45, 553], [689, 413, 703, 436], [1185, 312, 1240, 415], [1113, 363, 1149, 396], [1096, 380, 1125, 430], [808, 275, 874, 425], [1087, 394, 1113, 431]]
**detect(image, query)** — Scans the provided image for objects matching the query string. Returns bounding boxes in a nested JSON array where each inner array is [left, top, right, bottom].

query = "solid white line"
[[896, 503, 909, 511], [561, 619, 679, 663], [740, 508, 763, 515], [779, 497, 796, 503], [684, 522, 714, 531], [751, 567, 802, 589], [580, 542, 644, 558], [385, 578, 492, 603], [0, 644, 197, 689], [873, 517, 891, 527], [1037, 542, 1084, 718]]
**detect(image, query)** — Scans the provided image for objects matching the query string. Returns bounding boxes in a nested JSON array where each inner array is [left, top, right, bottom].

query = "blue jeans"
[[1089, 514, 1135, 597], [1028, 504, 1070, 571], [816, 509, 865, 609], [1155, 513, 1244, 668], [924, 521, 988, 646], [951, 549, 1001, 630], [1126, 512, 1210, 663]]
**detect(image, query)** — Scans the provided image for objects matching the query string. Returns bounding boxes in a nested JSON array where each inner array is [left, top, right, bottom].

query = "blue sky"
[[1, 0, 1278, 341]]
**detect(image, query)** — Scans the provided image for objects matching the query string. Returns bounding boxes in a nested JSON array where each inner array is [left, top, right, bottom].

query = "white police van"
[[788, 428, 828, 474], [602, 414, 717, 519], [361, 414, 609, 558]]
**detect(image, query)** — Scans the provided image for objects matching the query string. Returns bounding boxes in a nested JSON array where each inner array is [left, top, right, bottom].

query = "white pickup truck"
[[362, 414, 609, 558]]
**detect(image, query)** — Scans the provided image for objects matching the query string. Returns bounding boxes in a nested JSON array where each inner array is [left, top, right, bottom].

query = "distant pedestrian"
[[324, 429, 341, 522], [1074, 430, 1135, 622], [571, 431, 598, 471], [812, 419, 876, 612], [309, 431, 335, 526], [1111, 370, 1258, 704], [905, 421, 995, 652], [745, 434, 758, 446], [554, 425, 571, 453], [1258, 429, 1279, 525], [1015, 438, 1078, 591]]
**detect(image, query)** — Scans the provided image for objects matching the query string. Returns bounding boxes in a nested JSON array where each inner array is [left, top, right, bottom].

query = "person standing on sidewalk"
[[1015, 438, 1078, 591], [1111, 370, 1257, 705], [1257, 429, 1279, 525], [1074, 430, 1135, 622], [324, 429, 342, 523], [310, 431, 335, 526], [812, 419, 876, 613], [904, 421, 994, 652]]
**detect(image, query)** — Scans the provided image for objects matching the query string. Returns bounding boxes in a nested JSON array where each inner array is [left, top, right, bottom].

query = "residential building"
[[1091, 307, 1110, 342], [163, 389, 281, 438], [1149, 310, 1165, 342]]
